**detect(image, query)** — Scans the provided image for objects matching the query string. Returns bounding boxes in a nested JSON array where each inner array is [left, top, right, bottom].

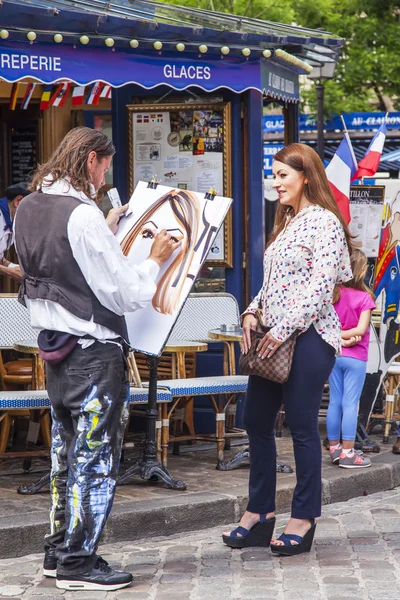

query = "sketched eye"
[[141, 228, 155, 239]]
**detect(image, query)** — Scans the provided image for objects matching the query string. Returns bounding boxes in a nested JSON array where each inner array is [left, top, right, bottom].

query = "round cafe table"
[[208, 328, 242, 376], [207, 328, 293, 474], [163, 340, 208, 439], [165, 340, 208, 380]]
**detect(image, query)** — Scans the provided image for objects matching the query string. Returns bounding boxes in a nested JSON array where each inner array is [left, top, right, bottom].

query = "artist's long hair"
[[121, 190, 201, 315], [30, 127, 115, 202], [269, 143, 353, 251], [333, 248, 375, 304]]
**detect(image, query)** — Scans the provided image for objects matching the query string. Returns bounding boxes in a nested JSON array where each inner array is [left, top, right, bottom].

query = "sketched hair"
[[121, 190, 200, 315]]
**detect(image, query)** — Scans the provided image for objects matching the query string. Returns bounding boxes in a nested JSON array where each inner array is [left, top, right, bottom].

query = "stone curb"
[[1, 455, 400, 559]]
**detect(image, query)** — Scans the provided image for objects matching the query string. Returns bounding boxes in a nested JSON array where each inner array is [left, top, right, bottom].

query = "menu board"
[[349, 185, 385, 257], [128, 102, 233, 267], [10, 126, 38, 184]]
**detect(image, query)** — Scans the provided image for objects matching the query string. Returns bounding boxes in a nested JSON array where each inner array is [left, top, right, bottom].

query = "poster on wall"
[[128, 103, 232, 267], [373, 180, 400, 366], [116, 181, 232, 356], [349, 185, 385, 258], [361, 180, 400, 431]]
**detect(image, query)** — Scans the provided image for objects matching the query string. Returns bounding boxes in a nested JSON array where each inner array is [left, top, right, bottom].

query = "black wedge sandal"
[[222, 514, 276, 549], [270, 519, 316, 556]]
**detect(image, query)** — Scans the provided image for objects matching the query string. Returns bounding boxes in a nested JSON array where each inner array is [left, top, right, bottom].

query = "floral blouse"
[[244, 205, 353, 353]]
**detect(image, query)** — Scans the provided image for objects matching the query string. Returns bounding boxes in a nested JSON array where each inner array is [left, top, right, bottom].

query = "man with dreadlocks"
[[14, 127, 180, 592]]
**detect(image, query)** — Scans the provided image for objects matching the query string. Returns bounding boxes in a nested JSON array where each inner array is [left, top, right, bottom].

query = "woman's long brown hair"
[[269, 143, 353, 251], [30, 127, 115, 202], [332, 248, 375, 303]]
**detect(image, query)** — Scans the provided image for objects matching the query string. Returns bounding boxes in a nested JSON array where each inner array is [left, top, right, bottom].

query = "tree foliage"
[[163, 0, 400, 114]]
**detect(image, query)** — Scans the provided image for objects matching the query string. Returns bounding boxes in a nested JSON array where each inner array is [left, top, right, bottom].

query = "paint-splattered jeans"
[[44, 341, 130, 574]]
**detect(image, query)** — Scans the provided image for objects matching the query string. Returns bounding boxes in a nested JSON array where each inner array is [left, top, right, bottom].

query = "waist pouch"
[[37, 330, 79, 365]]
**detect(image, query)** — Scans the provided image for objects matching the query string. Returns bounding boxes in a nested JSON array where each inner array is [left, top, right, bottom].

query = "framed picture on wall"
[[127, 102, 233, 267]]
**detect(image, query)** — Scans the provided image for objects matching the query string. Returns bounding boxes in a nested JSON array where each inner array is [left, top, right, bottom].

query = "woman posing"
[[223, 143, 352, 556]]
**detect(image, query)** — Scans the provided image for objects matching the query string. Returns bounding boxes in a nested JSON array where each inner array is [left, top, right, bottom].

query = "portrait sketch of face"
[[116, 182, 232, 356], [121, 189, 201, 316]]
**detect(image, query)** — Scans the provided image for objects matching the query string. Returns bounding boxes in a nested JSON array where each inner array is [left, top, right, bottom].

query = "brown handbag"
[[239, 326, 298, 384]]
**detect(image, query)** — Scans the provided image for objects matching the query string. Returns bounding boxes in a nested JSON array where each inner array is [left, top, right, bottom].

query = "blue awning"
[[381, 148, 400, 164], [0, 0, 344, 100], [0, 41, 263, 93], [0, 39, 305, 99]]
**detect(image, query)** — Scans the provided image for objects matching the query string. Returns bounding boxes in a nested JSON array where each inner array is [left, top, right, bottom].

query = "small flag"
[[20, 83, 36, 110], [137, 114, 143, 123], [100, 84, 112, 99], [50, 82, 71, 107], [325, 132, 358, 224], [72, 85, 85, 106], [352, 121, 387, 181], [9, 83, 20, 111], [86, 82, 104, 105], [40, 84, 53, 110]]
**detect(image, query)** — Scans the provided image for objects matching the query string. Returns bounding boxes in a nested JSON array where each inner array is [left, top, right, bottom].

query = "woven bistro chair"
[[0, 294, 35, 390], [164, 293, 246, 449], [0, 294, 50, 456]]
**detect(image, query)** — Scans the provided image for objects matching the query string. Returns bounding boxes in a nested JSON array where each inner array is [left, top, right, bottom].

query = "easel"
[[117, 178, 194, 490], [117, 354, 186, 489]]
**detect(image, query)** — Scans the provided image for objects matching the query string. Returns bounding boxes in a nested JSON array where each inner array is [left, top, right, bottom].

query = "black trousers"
[[44, 341, 130, 574], [244, 326, 335, 519]]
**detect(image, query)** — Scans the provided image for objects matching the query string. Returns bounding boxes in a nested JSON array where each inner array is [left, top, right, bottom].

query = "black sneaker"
[[43, 547, 57, 578], [56, 557, 133, 591]]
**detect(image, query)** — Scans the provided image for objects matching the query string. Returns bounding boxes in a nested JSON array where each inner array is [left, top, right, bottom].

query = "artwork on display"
[[128, 102, 233, 267], [373, 181, 400, 366], [358, 179, 400, 430], [116, 181, 232, 356]]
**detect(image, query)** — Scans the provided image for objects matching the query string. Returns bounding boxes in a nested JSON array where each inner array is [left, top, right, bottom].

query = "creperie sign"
[[1, 52, 62, 71]]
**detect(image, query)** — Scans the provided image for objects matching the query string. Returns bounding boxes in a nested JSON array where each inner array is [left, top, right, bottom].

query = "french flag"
[[325, 132, 358, 224], [86, 82, 103, 105], [352, 122, 387, 181]]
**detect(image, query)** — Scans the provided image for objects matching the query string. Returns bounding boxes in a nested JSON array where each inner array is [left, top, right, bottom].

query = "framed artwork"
[[127, 102, 233, 267], [116, 181, 232, 356]]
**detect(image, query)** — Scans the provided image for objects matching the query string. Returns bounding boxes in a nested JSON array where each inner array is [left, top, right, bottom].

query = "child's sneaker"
[[329, 447, 342, 464], [339, 451, 371, 469]]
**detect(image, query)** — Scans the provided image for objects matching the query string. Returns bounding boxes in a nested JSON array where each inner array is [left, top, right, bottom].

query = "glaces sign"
[[163, 64, 211, 80]]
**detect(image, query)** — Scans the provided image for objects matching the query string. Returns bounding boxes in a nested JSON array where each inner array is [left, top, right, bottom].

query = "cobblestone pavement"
[[1, 488, 400, 600]]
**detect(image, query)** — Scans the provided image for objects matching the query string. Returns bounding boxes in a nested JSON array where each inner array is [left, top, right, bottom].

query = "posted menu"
[[349, 186, 385, 258]]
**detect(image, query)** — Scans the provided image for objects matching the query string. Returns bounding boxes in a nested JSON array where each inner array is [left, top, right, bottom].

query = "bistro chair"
[[0, 294, 34, 390], [0, 294, 50, 456]]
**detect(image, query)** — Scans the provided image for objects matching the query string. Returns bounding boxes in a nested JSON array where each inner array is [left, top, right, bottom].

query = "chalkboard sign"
[[10, 126, 38, 184]]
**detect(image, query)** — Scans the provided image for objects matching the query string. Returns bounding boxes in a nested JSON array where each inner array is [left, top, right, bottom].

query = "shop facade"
[[0, 0, 343, 306]]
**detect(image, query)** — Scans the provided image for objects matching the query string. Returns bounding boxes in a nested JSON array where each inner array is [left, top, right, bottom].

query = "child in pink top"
[[326, 249, 376, 469]]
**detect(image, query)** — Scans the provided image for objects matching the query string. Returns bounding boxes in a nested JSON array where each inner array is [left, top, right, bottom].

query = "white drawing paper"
[[116, 181, 232, 355]]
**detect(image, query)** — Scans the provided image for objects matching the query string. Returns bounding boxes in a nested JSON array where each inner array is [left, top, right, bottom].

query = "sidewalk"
[[1, 431, 400, 559], [1, 487, 400, 599]]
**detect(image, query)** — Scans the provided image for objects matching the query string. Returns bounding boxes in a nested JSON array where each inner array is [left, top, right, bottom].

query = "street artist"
[[14, 127, 180, 592]]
